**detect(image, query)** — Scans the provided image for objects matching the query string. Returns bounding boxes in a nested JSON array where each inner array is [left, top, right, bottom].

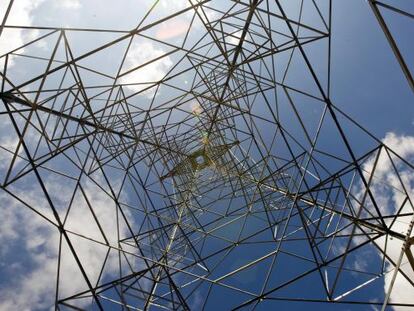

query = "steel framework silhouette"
[[0, 0, 413, 310]]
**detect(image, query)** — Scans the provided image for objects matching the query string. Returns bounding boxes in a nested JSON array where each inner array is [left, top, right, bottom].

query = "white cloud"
[[0, 119, 20, 170], [155, 18, 189, 40], [60, 0, 81, 10], [0, 0, 83, 70], [158, 0, 189, 12], [120, 41, 173, 97], [4, 0, 44, 26], [227, 30, 242, 46], [357, 132, 414, 308], [0, 0, 45, 68], [0, 92, 139, 311], [0, 176, 133, 310], [119, 0, 219, 99]]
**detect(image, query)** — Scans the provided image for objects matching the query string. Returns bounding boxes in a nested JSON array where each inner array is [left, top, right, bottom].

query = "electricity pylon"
[[0, 1, 413, 310]]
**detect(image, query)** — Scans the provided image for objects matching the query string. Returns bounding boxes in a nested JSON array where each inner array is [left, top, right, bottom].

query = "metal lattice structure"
[[0, 0, 413, 310]]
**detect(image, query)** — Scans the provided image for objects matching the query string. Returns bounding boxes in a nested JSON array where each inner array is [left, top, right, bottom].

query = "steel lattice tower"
[[0, 0, 413, 310]]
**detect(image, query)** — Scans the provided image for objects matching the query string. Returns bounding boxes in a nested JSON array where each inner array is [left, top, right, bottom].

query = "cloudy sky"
[[0, 0, 413, 310]]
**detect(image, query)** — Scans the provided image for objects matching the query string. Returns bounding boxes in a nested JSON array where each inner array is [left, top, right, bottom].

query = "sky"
[[0, 0, 413, 310]]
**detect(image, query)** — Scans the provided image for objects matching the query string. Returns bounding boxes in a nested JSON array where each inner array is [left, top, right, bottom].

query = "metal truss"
[[0, 0, 413, 310]]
